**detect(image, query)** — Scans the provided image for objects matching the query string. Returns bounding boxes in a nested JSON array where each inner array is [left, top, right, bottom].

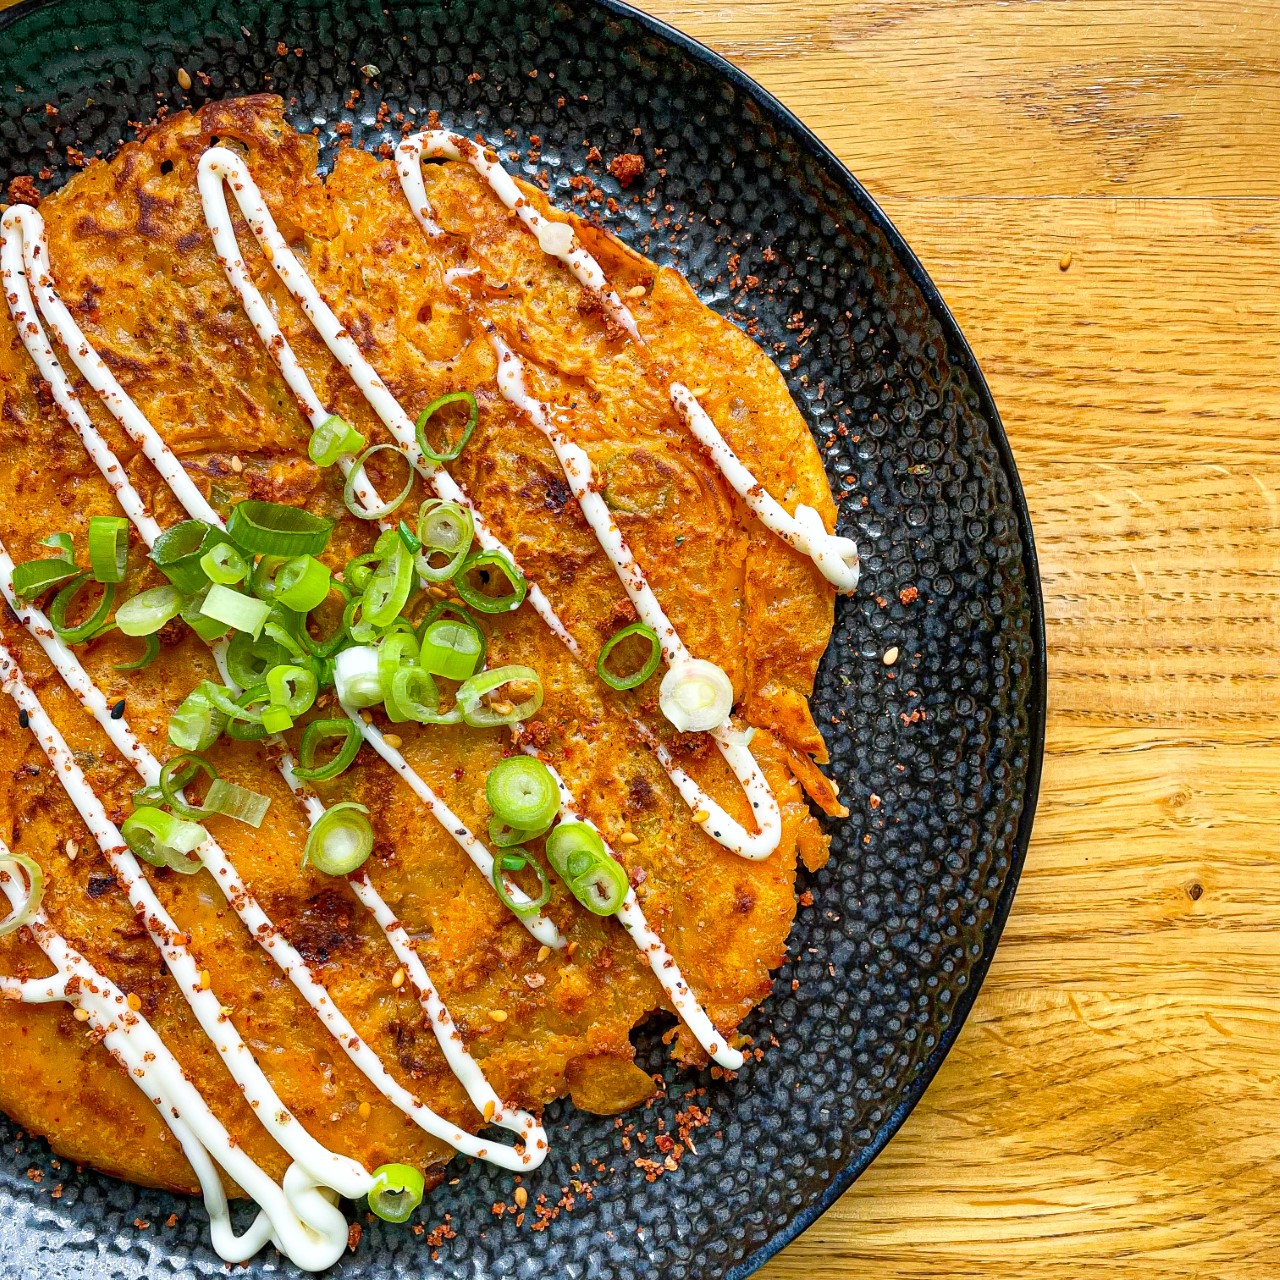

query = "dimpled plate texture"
[[0, 1, 1045, 1277]]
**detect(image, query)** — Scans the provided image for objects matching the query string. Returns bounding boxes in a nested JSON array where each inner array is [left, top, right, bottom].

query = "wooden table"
[[633, 1, 1280, 1276]]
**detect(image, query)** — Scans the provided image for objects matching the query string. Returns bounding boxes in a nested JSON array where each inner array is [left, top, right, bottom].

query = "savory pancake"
[[0, 94, 847, 1234]]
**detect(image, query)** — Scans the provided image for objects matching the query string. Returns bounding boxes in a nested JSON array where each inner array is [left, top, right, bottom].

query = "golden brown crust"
[[0, 97, 840, 1194]]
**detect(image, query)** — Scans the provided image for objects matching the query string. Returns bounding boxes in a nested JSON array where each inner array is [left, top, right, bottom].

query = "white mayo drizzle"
[[193, 147, 749, 1057], [0, 645, 368, 1267], [0, 850, 343, 1267], [0, 211, 556, 1136], [396, 131, 859, 593]]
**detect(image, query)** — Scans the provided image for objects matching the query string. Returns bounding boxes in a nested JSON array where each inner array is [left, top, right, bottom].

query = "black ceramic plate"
[[0, 1, 1045, 1276]]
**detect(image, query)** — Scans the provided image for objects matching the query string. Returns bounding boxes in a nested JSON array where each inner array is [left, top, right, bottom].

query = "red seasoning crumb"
[[798, 889, 814, 907], [6, 175, 40, 207], [899, 585, 919, 605], [585, 145, 602, 163], [608, 153, 645, 186], [66, 147, 87, 169], [347, 1222, 363, 1252]]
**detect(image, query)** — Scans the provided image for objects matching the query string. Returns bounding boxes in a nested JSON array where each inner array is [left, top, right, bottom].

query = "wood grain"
[[3, 0, 1277, 1274]]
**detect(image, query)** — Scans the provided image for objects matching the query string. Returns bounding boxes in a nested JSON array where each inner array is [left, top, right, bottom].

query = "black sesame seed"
[[17, 709, 29, 729], [110, 699, 126, 720]]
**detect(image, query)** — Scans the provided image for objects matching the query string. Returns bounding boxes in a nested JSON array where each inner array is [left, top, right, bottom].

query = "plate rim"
[[0, 1, 1048, 1275]]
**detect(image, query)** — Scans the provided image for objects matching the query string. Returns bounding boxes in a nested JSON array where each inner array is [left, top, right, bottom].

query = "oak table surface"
[[2, 0, 1278, 1276]]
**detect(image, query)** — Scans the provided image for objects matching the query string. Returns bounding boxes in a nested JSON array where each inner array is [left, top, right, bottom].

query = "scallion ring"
[[343, 552, 380, 595], [199, 540, 247, 585], [273, 555, 331, 612], [201, 778, 271, 828], [180, 589, 231, 643], [113, 632, 161, 672], [265, 664, 319, 717], [223, 684, 273, 742], [377, 631, 419, 689], [40, 532, 75, 560], [10, 555, 80, 602], [334, 645, 384, 709], [457, 664, 543, 728], [414, 499, 473, 582], [227, 499, 335, 558], [545, 821, 629, 915], [115, 584, 185, 637], [397, 519, 421, 554], [417, 618, 483, 681], [596, 621, 661, 691], [414, 601, 487, 671], [453, 549, 526, 614], [343, 444, 415, 521], [488, 816, 543, 848], [200, 584, 271, 640], [341, 594, 382, 646], [658, 657, 734, 733], [385, 666, 457, 724], [0, 853, 44, 939], [363, 530, 415, 628], [159, 751, 219, 821], [149, 520, 224, 594], [367, 1163, 425, 1225], [414, 390, 478, 464], [260, 705, 294, 734], [226, 631, 288, 690], [292, 719, 363, 782], [296, 580, 352, 660], [490, 847, 552, 916], [86, 515, 130, 584], [168, 682, 229, 752], [304, 802, 374, 875], [121, 805, 207, 874], [49, 573, 116, 644], [485, 755, 559, 832], [307, 414, 366, 467]]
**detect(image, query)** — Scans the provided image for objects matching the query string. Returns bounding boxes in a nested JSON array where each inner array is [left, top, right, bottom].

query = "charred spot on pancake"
[[626, 775, 656, 813], [278, 888, 360, 966], [86, 873, 117, 900]]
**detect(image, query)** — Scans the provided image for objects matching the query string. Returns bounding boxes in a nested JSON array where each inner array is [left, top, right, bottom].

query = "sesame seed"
[[382, 733, 403, 749], [619, 831, 639, 845], [359, 710, 373, 724], [358, 1101, 372, 1121], [488, 1009, 508, 1023], [110, 698, 126, 720], [229, 455, 243, 473], [567, 941, 579, 957], [514, 1186, 528, 1208], [199, 970, 211, 989], [126, 993, 141, 1011], [17, 710, 29, 729], [73, 1007, 91, 1022], [218, 1004, 233, 1018], [64, 840, 78, 861], [536, 945, 551, 963], [176, 67, 192, 90], [483, 1100, 496, 1121], [882, 646, 899, 666], [625, 285, 646, 298], [391, 967, 406, 989], [692, 809, 709, 824]]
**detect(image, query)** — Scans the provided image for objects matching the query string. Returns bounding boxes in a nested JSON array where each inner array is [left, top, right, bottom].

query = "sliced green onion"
[[49, 573, 116, 644], [397, 520, 421, 554], [342, 594, 382, 646], [414, 499, 473, 582], [367, 1162, 425, 1225], [363, 530, 415, 628], [490, 847, 552, 916], [0, 853, 44, 938], [159, 751, 219, 821], [343, 444, 414, 521], [546, 821, 628, 915], [227, 500, 334, 557], [597, 621, 661, 691], [385, 666, 459, 724], [489, 816, 543, 848], [11, 555, 82, 602], [658, 657, 734, 732], [304, 802, 374, 875], [115, 584, 185, 637], [201, 778, 271, 828], [122, 805, 207, 874], [377, 631, 419, 688], [203, 682, 264, 724], [150, 520, 222, 594], [296, 581, 352, 660], [40, 532, 75, 560], [223, 684, 272, 742], [292, 719, 363, 782], [180, 589, 230, 642], [168, 682, 229, 752], [260, 704, 295, 734], [114, 632, 161, 672], [87, 515, 130, 584], [263, 612, 309, 660], [457, 664, 543, 728], [226, 631, 284, 690], [273, 555, 331, 612], [201, 584, 271, 639], [307, 414, 366, 466], [334, 645, 383, 708], [486, 755, 559, 832], [265, 664, 318, 717], [343, 552, 380, 595], [199, 541, 247, 585], [414, 390, 478, 464], [418, 618, 482, 681], [453, 549, 526, 614], [414, 601, 488, 670]]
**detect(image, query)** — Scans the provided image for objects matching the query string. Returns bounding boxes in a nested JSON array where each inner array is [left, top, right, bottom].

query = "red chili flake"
[[608, 153, 645, 186], [347, 1222, 363, 1252], [275, 41, 288, 55], [65, 147, 87, 169], [899, 585, 919, 605], [798, 889, 814, 906], [869, 794, 881, 810], [467, 71, 482, 83], [6, 175, 40, 207]]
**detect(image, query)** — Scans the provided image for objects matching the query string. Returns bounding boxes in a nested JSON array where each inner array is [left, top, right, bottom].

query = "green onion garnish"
[[376, 630, 418, 687], [485, 755, 559, 833], [414, 390, 478, 464], [115, 584, 185, 636], [291, 718, 363, 782], [307, 414, 366, 467], [199, 540, 248, 586], [265, 663, 319, 717], [179, 588, 231, 642], [341, 594, 383, 646], [260, 704, 295, 734], [121, 805, 207, 874], [113, 632, 161, 672], [223, 684, 272, 742], [414, 601, 488, 670], [417, 618, 483, 681], [343, 551, 381, 595], [334, 644, 384, 709], [546, 820, 629, 915], [295, 581, 352, 660], [489, 816, 540, 847], [149, 520, 223, 594], [490, 847, 552, 916], [270, 554, 331, 612], [453, 549, 527, 614], [40, 532, 75, 560], [596, 621, 661, 691], [157, 754, 271, 827], [168, 682, 229, 752], [363, 530, 415, 628], [200, 584, 271, 639], [397, 519, 421, 554], [226, 630, 286, 690], [87, 514, 130, 584], [385, 666, 459, 724], [11, 554, 82, 602], [48, 573, 117, 644], [457, 664, 543, 728], [304, 801, 374, 875], [159, 751, 219, 820], [414, 499, 474, 582], [227, 499, 335, 558], [343, 444, 415, 521], [0, 853, 44, 939], [201, 778, 272, 828], [366, 1162, 425, 1224]]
